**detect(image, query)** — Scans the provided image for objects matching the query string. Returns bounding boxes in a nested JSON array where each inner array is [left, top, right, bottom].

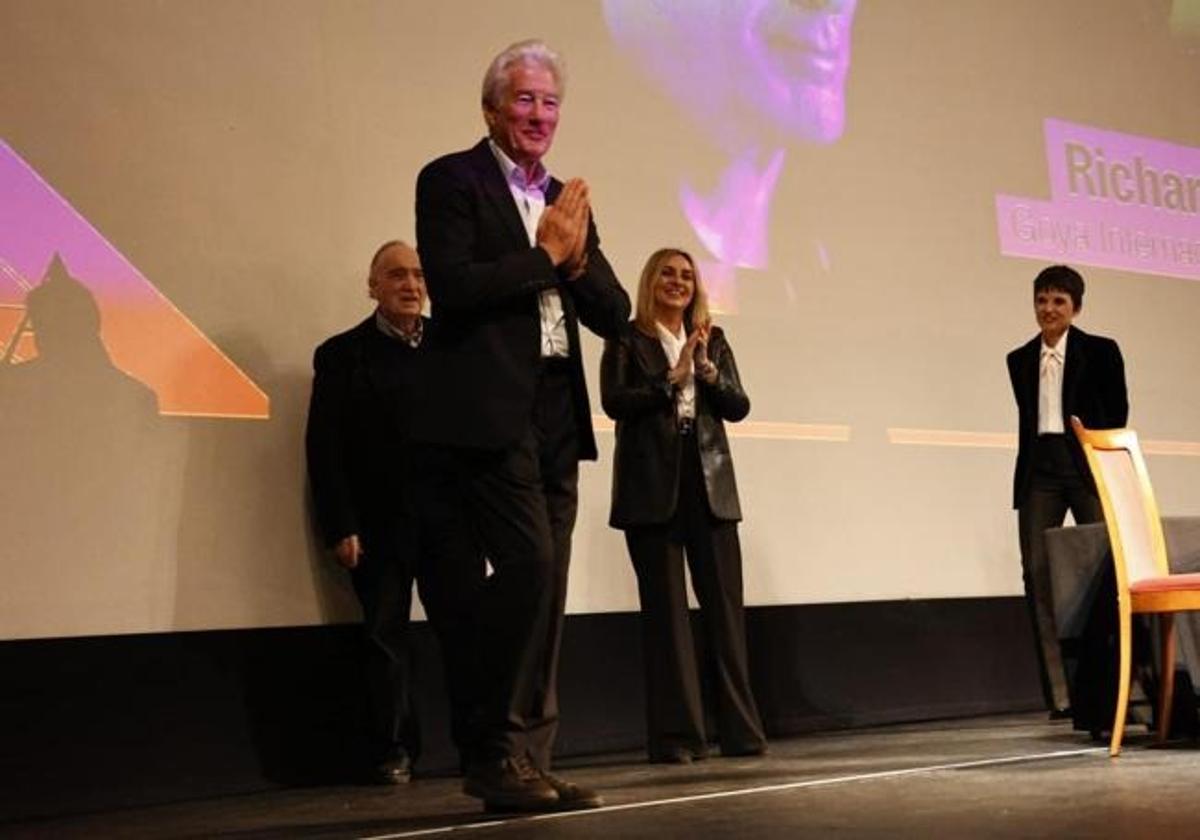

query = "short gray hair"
[[481, 39, 566, 109], [368, 240, 412, 276]]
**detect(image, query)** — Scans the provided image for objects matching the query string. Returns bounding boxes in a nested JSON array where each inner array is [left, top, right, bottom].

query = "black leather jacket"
[[600, 322, 749, 528]]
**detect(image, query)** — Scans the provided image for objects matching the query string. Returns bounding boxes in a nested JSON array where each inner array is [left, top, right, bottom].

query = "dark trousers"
[[525, 361, 580, 769], [418, 361, 579, 767], [351, 533, 419, 765], [1018, 434, 1103, 712], [624, 430, 765, 759], [352, 512, 483, 766]]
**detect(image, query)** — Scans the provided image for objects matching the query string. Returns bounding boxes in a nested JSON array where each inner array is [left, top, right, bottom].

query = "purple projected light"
[[996, 119, 1200, 282], [605, 0, 857, 308]]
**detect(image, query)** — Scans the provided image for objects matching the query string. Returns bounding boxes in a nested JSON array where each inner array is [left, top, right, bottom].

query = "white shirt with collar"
[[488, 139, 569, 359], [655, 321, 696, 421], [1038, 330, 1068, 435]]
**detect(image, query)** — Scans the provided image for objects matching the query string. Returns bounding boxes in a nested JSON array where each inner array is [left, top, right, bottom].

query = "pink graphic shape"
[[0, 140, 269, 418], [681, 149, 786, 271], [996, 119, 1200, 281]]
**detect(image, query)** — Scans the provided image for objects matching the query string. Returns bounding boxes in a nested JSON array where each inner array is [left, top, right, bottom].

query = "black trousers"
[[1017, 434, 1103, 712], [416, 361, 579, 767], [623, 429, 765, 759], [525, 362, 580, 769], [352, 510, 483, 766], [350, 529, 419, 765]]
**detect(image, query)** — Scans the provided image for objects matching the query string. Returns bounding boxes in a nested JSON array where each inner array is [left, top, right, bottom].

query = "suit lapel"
[[1020, 336, 1040, 412], [632, 329, 670, 378], [471, 139, 537, 249], [1062, 326, 1086, 414]]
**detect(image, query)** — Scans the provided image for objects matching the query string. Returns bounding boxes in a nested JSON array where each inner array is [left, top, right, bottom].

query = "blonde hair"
[[633, 248, 710, 336]]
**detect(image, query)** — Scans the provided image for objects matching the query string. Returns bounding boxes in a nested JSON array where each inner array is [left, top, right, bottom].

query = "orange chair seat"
[[1129, 572, 1200, 593]]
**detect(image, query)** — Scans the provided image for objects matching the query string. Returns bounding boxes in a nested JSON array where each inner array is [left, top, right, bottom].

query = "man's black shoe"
[[538, 770, 603, 810], [373, 753, 412, 785], [463, 755, 558, 812]]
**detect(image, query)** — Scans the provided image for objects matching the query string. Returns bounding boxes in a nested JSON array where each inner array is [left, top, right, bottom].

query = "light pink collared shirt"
[[487, 139, 569, 359]]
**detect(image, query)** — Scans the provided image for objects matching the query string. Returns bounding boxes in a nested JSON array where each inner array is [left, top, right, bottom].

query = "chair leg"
[[1157, 613, 1177, 744], [1111, 606, 1133, 757]]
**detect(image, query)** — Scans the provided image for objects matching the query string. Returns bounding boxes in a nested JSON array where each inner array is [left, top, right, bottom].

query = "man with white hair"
[[414, 40, 629, 811]]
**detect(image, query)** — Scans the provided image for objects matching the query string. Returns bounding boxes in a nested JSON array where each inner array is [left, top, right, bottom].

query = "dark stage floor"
[[7, 712, 1200, 838]]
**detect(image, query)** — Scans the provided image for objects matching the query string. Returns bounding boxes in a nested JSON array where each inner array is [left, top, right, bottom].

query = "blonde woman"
[[600, 248, 766, 763]]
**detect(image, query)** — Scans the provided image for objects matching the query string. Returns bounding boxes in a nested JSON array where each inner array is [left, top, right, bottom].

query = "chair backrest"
[[1071, 417, 1169, 590]]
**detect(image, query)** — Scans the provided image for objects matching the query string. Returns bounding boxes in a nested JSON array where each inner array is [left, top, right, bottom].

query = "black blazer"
[[601, 323, 749, 528], [1007, 325, 1128, 509], [413, 139, 631, 459], [305, 315, 426, 549]]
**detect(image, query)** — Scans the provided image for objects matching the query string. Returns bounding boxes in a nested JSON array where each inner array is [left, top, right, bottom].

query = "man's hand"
[[562, 209, 590, 279], [334, 534, 362, 570], [537, 178, 590, 267]]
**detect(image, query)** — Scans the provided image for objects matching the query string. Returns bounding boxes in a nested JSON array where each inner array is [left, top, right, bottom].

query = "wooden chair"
[[1071, 416, 1200, 755]]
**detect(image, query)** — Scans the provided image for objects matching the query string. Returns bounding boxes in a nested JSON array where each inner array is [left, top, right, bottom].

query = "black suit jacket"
[[305, 315, 426, 549], [601, 324, 749, 528], [413, 139, 630, 459], [1007, 325, 1128, 509]]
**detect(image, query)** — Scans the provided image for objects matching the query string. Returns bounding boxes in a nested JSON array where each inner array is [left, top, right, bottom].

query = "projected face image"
[[605, 0, 856, 146], [485, 62, 561, 169], [605, 0, 858, 305], [368, 243, 426, 323], [740, 0, 858, 143]]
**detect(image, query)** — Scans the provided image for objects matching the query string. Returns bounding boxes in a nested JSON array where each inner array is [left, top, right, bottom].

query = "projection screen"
[[2, 0, 1200, 640]]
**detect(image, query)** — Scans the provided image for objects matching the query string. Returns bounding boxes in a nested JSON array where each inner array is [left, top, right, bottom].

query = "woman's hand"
[[668, 321, 717, 386], [694, 321, 718, 384], [667, 330, 701, 386]]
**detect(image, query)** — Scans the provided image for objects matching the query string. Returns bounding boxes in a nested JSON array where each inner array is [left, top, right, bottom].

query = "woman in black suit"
[[600, 247, 767, 764]]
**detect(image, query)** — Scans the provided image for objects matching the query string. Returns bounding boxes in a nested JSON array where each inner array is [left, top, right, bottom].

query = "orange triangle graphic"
[[0, 140, 269, 418]]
